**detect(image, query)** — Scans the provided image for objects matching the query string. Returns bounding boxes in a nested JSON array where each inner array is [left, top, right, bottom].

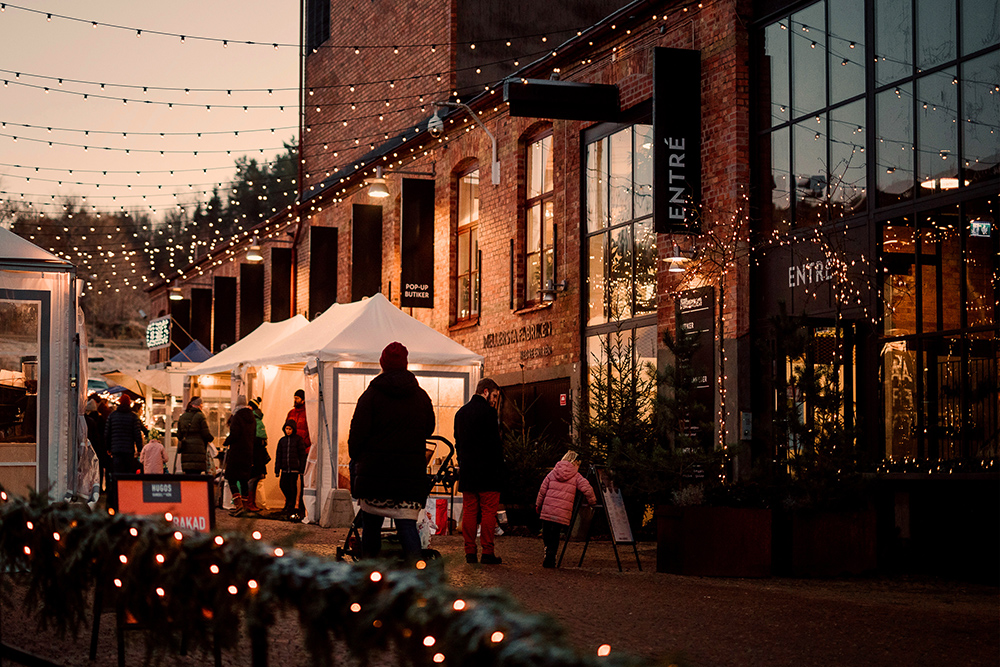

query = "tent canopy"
[[187, 314, 310, 375], [171, 339, 212, 364], [0, 226, 73, 267], [252, 293, 484, 368]]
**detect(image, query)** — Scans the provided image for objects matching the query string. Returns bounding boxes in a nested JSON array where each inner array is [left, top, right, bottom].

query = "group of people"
[[85, 392, 171, 505], [178, 390, 310, 519], [348, 341, 596, 569], [86, 386, 312, 519]]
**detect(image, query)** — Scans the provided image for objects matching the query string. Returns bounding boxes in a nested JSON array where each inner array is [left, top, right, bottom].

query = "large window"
[[454, 168, 480, 322], [880, 197, 998, 463], [757, 0, 999, 228], [584, 121, 657, 401], [525, 133, 555, 304], [585, 124, 655, 327], [757, 0, 999, 466]]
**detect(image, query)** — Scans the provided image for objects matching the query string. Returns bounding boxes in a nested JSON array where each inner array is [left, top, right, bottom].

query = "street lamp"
[[434, 101, 500, 185]]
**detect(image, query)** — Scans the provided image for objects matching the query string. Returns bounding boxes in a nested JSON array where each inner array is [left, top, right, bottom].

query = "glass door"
[[0, 300, 40, 496]]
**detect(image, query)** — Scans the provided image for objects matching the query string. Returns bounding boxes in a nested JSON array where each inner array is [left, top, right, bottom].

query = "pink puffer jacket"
[[536, 461, 597, 526]]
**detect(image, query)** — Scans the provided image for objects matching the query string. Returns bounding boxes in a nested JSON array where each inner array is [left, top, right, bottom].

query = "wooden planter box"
[[656, 506, 772, 577], [773, 507, 877, 577]]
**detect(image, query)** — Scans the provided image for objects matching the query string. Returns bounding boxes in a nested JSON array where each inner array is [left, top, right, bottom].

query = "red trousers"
[[461, 491, 500, 556]]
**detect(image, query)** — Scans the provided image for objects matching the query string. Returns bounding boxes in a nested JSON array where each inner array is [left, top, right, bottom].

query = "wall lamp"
[[168, 285, 183, 301], [540, 279, 568, 303], [246, 235, 264, 262], [666, 243, 693, 273], [433, 101, 500, 185], [366, 164, 436, 198]]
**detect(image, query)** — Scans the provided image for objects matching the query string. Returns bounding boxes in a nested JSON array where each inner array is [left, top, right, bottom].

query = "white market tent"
[[0, 227, 81, 500], [188, 293, 483, 526]]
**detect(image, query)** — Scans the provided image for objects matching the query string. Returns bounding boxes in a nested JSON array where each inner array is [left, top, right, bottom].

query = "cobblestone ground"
[[2, 508, 997, 666]]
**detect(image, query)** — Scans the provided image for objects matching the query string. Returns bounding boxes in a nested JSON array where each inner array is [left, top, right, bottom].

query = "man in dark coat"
[[104, 394, 144, 508], [348, 342, 435, 558], [454, 378, 506, 564], [224, 395, 257, 517], [84, 396, 109, 490], [177, 396, 214, 474]]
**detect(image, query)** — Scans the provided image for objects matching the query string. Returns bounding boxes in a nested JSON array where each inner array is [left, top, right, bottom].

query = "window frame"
[[523, 129, 555, 307], [453, 165, 481, 324]]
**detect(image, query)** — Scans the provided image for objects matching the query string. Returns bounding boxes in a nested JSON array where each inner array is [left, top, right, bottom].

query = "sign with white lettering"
[[676, 287, 715, 449], [115, 475, 215, 533], [145, 316, 171, 350], [653, 47, 701, 234], [400, 178, 435, 308]]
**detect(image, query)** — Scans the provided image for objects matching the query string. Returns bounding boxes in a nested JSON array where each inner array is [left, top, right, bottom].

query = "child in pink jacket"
[[536, 451, 597, 568], [139, 438, 167, 475]]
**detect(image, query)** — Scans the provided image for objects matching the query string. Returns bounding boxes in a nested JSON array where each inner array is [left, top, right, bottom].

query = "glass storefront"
[[757, 0, 998, 466]]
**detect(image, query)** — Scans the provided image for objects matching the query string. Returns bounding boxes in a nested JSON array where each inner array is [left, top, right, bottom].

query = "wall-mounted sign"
[[400, 178, 435, 308], [145, 316, 171, 350], [788, 259, 835, 289], [970, 220, 992, 238], [483, 322, 552, 349], [115, 474, 215, 532], [653, 47, 701, 234]]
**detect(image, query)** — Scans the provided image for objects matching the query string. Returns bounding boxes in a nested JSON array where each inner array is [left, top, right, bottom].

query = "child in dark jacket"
[[536, 451, 597, 568], [275, 419, 307, 519]]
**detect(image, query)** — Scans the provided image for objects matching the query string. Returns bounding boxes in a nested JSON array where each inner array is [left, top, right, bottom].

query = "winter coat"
[[224, 407, 256, 482], [253, 407, 267, 439], [85, 410, 108, 462], [454, 394, 506, 493], [286, 405, 311, 448], [105, 404, 143, 459], [251, 435, 271, 478], [177, 407, 214, 473], [348, 369, 435, 502], [536, 461, 597, 526], [139, 440, 167, 474], [275, 420, 307, 475]]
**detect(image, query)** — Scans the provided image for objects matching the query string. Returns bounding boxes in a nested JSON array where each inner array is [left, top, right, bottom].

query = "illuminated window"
[[454, 168, 480, 322], [525, 132, 554, 304]]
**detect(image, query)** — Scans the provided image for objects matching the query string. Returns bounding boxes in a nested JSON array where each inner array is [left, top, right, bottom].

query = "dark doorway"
[[500, 377, 573, 446]]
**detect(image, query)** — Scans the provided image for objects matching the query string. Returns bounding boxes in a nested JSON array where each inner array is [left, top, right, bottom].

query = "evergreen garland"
[[0, 491, 647, 667]]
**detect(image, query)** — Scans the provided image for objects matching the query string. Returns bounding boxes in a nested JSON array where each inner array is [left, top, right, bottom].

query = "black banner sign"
[[400, 178, 435, 308], [653, 47, 701, 234], [676, 286, 714, 413]]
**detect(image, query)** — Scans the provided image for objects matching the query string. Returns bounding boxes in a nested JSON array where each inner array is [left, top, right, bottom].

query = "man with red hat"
[[104, 394, 144, 508], [348, 341, 435, 559], [286, 389, 311, 516]]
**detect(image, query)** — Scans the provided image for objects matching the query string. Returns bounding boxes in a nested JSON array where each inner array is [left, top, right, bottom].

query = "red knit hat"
[[379, 341, 408, 371]]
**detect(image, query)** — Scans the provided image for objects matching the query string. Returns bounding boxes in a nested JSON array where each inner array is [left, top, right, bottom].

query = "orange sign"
[[115, 474, 215, 532]]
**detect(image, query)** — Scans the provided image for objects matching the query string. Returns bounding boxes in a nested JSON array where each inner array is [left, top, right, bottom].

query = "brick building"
[[151, 0, 998, 575]]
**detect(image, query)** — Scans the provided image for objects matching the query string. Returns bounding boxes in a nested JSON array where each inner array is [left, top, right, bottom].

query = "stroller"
[[336, 435, 457, 561]]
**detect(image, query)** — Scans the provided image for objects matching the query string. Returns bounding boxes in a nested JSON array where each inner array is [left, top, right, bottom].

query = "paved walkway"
[[2, 509, 996, 666]]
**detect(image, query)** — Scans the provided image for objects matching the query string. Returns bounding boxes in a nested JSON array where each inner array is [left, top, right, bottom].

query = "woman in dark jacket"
[[348, 342, 435, 558], [177, 396, 214, 474], [224, 396, 257, 516]]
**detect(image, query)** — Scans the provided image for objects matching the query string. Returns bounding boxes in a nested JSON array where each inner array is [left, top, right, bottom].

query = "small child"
[[535, 451, 597, 568], [139, 438, 167, 475], [275, 419, 307, 519]]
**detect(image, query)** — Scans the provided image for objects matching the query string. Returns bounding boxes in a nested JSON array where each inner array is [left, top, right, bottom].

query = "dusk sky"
[[0, 0, 299, 219]]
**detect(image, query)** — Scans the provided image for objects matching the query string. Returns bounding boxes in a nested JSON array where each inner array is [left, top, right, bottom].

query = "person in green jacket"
[[246, 396, 271, 512], [177, 396, 214, 474]]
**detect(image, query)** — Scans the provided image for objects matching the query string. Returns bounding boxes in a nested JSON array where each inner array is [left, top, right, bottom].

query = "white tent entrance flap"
[[188, 294, 482, 527]]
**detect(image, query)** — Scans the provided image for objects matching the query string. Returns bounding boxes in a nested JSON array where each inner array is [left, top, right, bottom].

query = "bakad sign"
[[115, 475, 215, 532]]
